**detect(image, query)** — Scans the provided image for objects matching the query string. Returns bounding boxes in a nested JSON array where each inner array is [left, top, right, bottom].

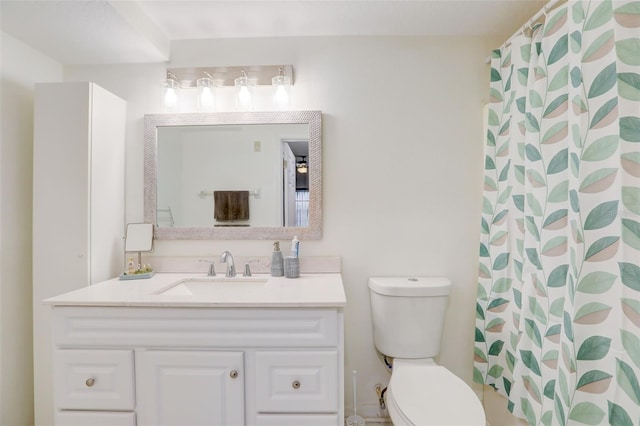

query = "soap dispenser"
[[270, 241, 284, 277]]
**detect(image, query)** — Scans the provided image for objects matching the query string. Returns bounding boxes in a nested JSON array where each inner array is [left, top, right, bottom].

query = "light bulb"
[[273, 84, 290, 109], [197, 75, 215, 112], [235, 70, 254, 111], [163, 75, 180, 112], [238, 86, 251, 108], [164, 87, 177, 109], [199, 88, 214, 109], [272, 71, 291, 110]]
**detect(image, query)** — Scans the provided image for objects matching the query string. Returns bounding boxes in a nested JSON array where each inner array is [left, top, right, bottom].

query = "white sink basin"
[[154, 276, 269, 297]]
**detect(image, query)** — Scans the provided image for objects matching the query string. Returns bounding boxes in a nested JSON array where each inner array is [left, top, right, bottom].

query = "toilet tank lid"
[[368, 277, 451, 296]]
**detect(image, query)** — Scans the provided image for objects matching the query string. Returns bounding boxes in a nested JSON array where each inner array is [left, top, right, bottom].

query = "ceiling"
[[0, 0, 547, 65]]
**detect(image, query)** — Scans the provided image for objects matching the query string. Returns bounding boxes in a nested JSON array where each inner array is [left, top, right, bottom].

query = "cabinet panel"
[[88, 83, 126, 282], [53, 307, 338, 348], [55, 411, 135, 426], [53, 349, 134, 410], [136, 350, 244, 426], [255, 351, 338, 413]]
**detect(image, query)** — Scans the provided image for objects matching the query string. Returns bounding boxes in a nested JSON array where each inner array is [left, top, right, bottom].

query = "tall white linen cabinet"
[[33, 82, 126, 426]]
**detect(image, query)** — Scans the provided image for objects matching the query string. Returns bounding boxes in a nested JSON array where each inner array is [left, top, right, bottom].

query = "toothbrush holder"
[[284, 256, 300, 279]]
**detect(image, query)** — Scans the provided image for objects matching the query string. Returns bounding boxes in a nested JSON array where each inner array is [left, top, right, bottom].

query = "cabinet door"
[[136, 350, 244, 426]]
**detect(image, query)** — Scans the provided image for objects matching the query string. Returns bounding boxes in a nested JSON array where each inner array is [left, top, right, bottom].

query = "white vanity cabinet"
[[51, 306, 344, 426]]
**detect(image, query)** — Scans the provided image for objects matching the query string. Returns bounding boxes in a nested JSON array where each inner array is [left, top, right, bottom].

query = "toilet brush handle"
[[352, 370, 357, 416]]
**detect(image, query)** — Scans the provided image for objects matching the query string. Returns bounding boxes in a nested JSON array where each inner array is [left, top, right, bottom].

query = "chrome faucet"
[[220, 250, 236, 277]]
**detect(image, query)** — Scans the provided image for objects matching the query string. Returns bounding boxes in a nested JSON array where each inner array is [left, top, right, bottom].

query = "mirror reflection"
[[144, 111, 322, 240], [157, 124, 309, 228]]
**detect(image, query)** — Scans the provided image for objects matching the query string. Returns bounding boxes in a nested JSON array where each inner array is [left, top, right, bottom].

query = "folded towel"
[[214, 191, 250, 222]]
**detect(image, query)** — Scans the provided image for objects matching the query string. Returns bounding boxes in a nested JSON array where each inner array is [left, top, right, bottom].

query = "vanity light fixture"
[[163, 66, 294, 112], [296, 156, 308, 174], [234, 69, 254, 111], [272, 67, 291, 110], [197, 71, 216, 112], [163, 72, 180, 112]]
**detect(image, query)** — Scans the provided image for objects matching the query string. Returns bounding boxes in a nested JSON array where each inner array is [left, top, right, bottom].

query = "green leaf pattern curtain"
[[475, 1, 640, 424]]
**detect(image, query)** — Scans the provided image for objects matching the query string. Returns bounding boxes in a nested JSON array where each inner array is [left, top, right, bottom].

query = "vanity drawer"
[[55, 411, 136, 426], [255, 351, 338, 413], [53, 349, 134, 410], [255, 414, 338, 425]]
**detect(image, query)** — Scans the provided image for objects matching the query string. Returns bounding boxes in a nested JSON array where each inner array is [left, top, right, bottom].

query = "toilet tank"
[[368, 277, 451, 358]]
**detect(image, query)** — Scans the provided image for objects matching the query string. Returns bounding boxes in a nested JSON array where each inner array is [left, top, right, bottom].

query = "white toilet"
[[369, 276, 486, 426]]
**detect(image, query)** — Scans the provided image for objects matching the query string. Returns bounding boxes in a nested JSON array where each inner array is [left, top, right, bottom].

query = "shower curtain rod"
[[484, 0, 566, 64]]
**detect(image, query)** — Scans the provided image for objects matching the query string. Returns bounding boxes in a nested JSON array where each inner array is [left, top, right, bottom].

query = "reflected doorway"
[[282, 139, 309, 226]]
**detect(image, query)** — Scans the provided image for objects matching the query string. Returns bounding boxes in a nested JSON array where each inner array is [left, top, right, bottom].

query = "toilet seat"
[[386, 359, 485, 426]]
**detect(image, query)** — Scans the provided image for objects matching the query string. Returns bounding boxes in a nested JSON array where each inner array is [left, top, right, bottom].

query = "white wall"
[[64, 35, 499, 418], [0, 31, 62, 426]]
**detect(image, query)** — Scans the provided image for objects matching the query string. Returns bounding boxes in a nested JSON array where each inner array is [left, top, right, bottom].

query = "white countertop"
[[44, 273, 346, 308]]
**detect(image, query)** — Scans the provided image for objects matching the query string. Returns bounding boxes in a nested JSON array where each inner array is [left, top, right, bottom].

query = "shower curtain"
[[475, 1, 640, 424]]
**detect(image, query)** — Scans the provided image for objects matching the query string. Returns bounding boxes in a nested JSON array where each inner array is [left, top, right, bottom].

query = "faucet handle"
[[243, 263, 252, 277], [198, 258, 216, 276]]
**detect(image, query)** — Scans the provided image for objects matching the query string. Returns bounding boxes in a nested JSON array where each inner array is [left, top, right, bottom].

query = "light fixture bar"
[[167, 65, 294, 88]]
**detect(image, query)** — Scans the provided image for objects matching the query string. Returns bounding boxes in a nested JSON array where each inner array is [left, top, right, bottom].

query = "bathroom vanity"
[[45, 272, 346, 426]]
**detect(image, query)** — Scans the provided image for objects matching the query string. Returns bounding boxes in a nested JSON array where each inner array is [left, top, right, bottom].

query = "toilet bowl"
[[368, 277, 486, 426], [386, 359, 485, 426]]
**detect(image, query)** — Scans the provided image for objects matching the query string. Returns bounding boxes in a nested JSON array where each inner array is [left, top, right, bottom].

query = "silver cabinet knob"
[[230, 370, 239, 379], [292, 380, 301, 389], [85, 377, 95, 387]]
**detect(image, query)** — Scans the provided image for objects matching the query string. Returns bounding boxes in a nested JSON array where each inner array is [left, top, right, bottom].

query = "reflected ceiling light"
[[272, 67, 291, 110], [197, 70, 215, 112], [296, 156, 308, 174], [163, 72, 180, 112], [234, 69, 254, 111]]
